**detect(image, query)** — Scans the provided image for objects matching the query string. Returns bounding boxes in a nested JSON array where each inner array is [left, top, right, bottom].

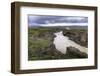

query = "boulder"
[[67, 46, 88, 58]]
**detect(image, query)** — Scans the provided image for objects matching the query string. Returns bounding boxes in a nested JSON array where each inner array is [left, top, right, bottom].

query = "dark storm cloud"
[[28, 15, 88, 26]]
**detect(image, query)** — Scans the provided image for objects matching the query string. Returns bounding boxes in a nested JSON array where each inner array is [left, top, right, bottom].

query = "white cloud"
[[62, 16, 86, 21], [39, 23, 88, 27]]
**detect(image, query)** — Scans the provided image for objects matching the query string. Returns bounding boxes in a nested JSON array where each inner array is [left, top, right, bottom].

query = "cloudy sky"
[[28, 15, 88, 27]]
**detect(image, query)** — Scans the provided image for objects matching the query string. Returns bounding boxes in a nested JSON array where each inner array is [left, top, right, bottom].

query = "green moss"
[[28, 27, 88, 60]]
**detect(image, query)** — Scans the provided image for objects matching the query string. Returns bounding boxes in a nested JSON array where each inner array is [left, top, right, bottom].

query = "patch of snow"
[[53, 31, 87, 54]]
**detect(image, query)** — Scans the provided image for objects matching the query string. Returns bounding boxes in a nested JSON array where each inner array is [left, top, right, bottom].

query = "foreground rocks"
[[28, 44, 88, 60], [67, 46, 88, 58]]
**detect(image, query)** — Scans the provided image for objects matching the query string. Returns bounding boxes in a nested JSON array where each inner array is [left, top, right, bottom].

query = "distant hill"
[[29, 26, 87, 30]]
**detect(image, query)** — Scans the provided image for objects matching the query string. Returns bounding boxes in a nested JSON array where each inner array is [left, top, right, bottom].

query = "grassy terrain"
[[28, 27, 88, 61]]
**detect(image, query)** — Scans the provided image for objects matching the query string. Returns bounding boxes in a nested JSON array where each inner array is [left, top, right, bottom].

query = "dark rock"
[[67, 46, 88, 58], [64, 30, 88, 47]]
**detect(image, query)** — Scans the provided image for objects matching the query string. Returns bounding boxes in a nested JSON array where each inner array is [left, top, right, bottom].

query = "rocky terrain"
[[28, 26, 88, 60]]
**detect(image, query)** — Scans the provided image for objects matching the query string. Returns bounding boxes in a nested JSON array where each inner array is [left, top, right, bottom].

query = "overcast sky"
[[28, 15, 88, 27]]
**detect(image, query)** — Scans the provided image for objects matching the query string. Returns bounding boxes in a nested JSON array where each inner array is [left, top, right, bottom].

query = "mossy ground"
[[28, 27, 87, 61]]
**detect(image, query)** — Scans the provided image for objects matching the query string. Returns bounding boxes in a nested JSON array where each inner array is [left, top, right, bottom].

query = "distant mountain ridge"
[[29, 26, 88, 30]]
